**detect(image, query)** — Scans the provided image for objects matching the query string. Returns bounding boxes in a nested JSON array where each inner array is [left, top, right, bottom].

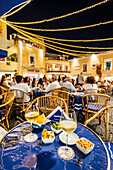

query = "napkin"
[[47, 106, 69, 122]]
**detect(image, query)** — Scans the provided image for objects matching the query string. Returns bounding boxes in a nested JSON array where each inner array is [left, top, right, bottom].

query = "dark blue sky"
[[7, 0, 113, 58]]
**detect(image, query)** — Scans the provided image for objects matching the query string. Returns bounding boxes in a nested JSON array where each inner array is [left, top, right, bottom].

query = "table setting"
[[0, 106, 110, 170]]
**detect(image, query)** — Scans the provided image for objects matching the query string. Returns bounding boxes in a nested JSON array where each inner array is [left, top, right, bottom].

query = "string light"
[[7, 0, 109, 25], [1, 19, 113, 57], [1, 0, 31, 18], [10, 23, 113, 54], [8, 19, 113, 32]]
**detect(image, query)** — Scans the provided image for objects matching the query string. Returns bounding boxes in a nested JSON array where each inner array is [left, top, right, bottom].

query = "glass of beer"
[[58, 110, 77, 160]]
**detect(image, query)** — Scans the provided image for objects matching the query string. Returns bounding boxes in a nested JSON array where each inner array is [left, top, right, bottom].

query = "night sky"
[[7, 0, 113, 58]]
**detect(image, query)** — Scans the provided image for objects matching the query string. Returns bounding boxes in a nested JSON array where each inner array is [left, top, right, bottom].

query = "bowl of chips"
[[32, 114, 50, 129], [42, 129, 55, 144], [76, 137, 94, 154]]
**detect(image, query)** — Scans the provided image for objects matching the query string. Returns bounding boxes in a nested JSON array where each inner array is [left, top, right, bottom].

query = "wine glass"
[[58, 110, 77, 160], [23, 123, 38, 169]]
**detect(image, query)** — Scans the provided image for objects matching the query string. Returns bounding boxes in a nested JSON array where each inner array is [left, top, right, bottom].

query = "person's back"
[[62, 79, 76, 92], [45, 74, 61, 95], [82, 76, 98, 93], [10, 75, 33, 102]]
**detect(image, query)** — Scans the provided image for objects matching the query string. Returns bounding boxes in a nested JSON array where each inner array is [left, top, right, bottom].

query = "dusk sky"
[[7, 0, 113, 58]]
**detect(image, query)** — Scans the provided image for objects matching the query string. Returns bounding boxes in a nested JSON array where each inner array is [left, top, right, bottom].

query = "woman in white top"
[[82, 76, 98, 93]]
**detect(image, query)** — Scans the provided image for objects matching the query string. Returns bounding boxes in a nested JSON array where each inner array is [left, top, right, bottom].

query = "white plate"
[[24, 133, 38, 142], [26, 112, 39, 118], [59, 132, 79, 145]]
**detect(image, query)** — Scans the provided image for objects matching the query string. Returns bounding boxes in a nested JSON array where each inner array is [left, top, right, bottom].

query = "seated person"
[[43, 77, 49, 90], [62, 76, 76, 92], [10, 75, 33, 102], [0, 75, 10, 90], [24, 77, 31, 86], [104, 80, 110, 88], [82, 76, 98, 93], [45, 74, 61, 95], [10, 77, 16, 86], [32, 78, 37, 88]]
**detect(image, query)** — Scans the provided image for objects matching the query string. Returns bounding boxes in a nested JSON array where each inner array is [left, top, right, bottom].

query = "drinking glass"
[[23, 123, 37, 169], [58, 110, 77, 160]]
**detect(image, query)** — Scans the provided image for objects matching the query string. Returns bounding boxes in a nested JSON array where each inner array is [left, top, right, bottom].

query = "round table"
[[0, 121, 110, 170]]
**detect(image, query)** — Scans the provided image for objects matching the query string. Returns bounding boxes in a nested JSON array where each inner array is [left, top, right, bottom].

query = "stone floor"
[[8, 93, 113, 142]]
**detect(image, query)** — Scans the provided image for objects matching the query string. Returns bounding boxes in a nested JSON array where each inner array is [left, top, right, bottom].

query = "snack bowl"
[[42, 130, 55, 144], [76, 137, 94, 154], [51, 126, 62, 134]]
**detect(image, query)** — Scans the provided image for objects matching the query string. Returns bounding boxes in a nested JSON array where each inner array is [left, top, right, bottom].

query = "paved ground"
[[8, 93, 113, 142]]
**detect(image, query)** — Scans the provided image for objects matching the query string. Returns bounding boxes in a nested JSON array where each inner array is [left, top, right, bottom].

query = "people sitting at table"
[[82, 76, 98, 93], [110, 80, 113, 95], [31, 78, 37, 88], [10, 75, 33, 102], [104, 80, 110, 88], [38, 78, 44, 89], [62, 76, 76, 92], [0, 75, 10, 89], [45, 74, 61, 95], [24, 77, 31, 86], [43, 77, 49, 89], [10, 77, 16, 86]]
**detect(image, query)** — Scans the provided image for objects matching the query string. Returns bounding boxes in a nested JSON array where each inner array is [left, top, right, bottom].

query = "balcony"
[[47, 70, 70, 73]]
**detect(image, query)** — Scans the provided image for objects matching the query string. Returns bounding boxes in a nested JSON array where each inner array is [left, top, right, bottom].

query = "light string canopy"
[[8, 19, 113, 32], [9, 22, 113, 55], [10, 23, 113, 52], [7, 0, 109, 25], [1, 0, 31, 19], [1, 18, 113, 57]]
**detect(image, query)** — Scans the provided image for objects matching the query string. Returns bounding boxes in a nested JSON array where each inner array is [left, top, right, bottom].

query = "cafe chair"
[[82, 93, 110, 123], [10, 89, 33, 110], [0, 86, 8, 94], [84, 89, 98, 94], [0, 126, 7, 141], [0, 91, 15, 130], [51, 90, 74, 108], [84, 105, 113, 143], [25, 95, 68, 116]]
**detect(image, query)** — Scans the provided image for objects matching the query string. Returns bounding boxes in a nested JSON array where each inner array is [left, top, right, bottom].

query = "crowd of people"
[[0, 73, 113, 101]]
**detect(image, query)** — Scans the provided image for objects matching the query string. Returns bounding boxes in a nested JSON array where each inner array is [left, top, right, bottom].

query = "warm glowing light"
[[39, 49, 43, 57], [26, 43, 32, 48], [73, 58, 78, 65], [91, 54, 97, 61]]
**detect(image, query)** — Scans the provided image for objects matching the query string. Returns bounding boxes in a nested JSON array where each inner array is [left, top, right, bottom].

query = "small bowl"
[[42, 131, 55, 144], [51, 126, 62, 134], [76, 137, 94, 154]]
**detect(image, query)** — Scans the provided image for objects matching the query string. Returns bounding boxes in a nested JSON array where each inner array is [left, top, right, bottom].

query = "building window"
[[29, 53, 36, 66], [83, 63, 87, 72], [104, 59, 112, 71], [7, 53, 18, 62]]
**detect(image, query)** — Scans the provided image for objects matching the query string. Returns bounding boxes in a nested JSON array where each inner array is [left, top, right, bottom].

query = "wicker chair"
[[25, 95, 68, 116], [51, 90, 74, 108], [0, 86, 8, 94], [84, 105, 113, 142], [84, 89, 98, 94], [0, 91, 15, 130], [10, 89, 33, 110], [82, 93, 110, 122]]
